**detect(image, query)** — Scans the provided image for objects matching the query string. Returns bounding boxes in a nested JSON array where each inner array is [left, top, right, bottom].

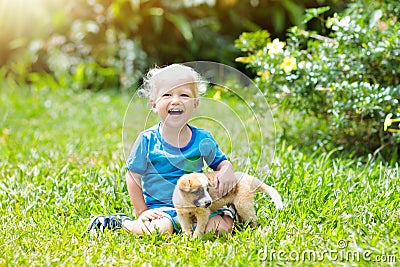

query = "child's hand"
[[139, 209, 165, 221], [214, 161, 237, 197]]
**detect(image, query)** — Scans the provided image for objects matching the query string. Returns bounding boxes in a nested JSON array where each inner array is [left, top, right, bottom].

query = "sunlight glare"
[[0, 0, 60, 39]]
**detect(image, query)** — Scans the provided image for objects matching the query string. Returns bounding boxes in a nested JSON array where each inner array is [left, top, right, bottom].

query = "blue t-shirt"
[[126, 124, 227, 209]]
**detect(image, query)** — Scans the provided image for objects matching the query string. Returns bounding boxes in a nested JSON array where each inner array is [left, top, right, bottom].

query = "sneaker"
[[87, 213, 132, 232]]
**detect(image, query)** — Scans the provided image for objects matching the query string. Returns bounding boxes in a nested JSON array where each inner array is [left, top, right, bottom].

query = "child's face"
[[151, 82, 199, 129]]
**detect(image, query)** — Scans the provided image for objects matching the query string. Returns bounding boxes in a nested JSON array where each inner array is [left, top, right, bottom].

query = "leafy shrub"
[[235, 0, 400, 156]]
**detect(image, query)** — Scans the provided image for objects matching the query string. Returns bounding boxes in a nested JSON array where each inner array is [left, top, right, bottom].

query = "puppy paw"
[[181, 229, 193, 238], [192, 231, 204, 239], [274, 199, 284, 210]]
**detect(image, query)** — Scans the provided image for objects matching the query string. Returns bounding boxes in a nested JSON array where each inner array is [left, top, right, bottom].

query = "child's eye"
[[181, 94, 190, 97], [162, 93, 172, 97]]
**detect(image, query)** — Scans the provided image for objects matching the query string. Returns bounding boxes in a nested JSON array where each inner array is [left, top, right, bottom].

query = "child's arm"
[[214, 160, 237, 197], [126, 170, 148, 217], [126, 170, 165, 221]]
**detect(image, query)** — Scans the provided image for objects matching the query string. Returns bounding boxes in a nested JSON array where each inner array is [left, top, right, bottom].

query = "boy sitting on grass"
[[88, 64, 236, 236]]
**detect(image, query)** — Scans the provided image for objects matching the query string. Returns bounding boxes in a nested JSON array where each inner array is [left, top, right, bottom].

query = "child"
[[88, 64, 237, 235]]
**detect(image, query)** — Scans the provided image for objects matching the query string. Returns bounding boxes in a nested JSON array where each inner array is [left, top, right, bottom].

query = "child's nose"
[[171, 94, 180, 103]]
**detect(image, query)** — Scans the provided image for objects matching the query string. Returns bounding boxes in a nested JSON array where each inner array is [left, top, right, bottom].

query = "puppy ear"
[[179, 186, 191, 192], [178, 178, 191, 192]]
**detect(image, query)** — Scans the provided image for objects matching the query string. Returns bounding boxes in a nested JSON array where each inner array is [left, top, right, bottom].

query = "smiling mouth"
[[168, 109, 184, 115]]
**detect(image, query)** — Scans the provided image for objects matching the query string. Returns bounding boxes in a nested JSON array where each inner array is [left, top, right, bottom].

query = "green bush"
[[235, 0, 400, 156]]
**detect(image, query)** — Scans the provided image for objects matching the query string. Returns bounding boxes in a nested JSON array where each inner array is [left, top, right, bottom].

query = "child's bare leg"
[[122, 217, 174, 235], [149, 217, 174, 234], [205, 215, 234, 235]]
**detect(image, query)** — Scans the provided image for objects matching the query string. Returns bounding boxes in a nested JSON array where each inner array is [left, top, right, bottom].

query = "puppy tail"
[[258, 183, 284, 210], [235, 172, 284, 210]]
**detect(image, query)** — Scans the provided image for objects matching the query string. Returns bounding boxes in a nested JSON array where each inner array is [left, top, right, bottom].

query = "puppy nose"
[[205, 200, 211, 208]]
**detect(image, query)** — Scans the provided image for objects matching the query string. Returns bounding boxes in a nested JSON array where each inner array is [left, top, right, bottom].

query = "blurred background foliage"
[[0, 0, 345, 91], [235, 0, 400, 157], [1, 0, 399, 157]]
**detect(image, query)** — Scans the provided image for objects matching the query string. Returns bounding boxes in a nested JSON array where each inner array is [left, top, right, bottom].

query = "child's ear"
[[150, 100, 158, 113], [194, 98, 199, 109]]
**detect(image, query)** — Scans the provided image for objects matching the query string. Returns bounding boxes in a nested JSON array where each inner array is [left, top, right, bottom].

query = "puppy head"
[[176, 173, 212, 208]]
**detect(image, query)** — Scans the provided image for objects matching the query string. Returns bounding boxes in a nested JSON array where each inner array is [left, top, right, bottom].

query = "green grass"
[[0, 84, 399, 266]]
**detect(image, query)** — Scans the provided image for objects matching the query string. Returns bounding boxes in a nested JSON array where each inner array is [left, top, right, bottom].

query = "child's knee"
[[150, 217, 174, 234], [206, 215, 234, 234]]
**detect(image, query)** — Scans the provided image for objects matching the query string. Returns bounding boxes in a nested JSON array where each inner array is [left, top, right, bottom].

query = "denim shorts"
[[160, 206, 236, 232]]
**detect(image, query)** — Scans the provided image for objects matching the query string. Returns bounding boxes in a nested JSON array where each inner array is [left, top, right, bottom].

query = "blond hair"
[[138, 64, 207, 101]]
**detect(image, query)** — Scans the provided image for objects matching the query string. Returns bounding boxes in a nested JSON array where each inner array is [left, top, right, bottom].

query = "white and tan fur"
[[172, 172, 283, 237]]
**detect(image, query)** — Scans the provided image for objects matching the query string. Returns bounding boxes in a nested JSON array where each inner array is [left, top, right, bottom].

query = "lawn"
[[0, 84, 398, 266]]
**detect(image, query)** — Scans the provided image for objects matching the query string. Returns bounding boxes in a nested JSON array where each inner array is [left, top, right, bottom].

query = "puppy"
[[172, 172, 283, 237]]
